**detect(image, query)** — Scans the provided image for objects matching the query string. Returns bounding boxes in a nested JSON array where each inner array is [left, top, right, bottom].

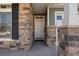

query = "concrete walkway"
[[0, 41, 57, 56]]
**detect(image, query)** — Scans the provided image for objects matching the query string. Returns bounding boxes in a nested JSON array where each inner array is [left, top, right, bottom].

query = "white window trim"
[[0, 38, 13, 41]]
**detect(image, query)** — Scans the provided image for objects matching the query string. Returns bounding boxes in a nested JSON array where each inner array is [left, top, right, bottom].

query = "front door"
[[34, 16, 45, 40]]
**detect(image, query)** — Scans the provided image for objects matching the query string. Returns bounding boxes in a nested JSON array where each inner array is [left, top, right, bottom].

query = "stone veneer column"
[[19, 3, 33, 50], [46, 26, 56, 47]]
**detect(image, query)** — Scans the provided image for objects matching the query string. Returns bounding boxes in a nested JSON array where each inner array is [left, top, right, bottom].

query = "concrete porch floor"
[[0, 41, 57, 56]]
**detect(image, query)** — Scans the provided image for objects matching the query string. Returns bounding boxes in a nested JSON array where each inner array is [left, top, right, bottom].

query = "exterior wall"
[[58, 3, 79, 56], [46, 7, 63, 47], [68, 4, 79, 25], [48, 8, 64, 25], [0, 3, 33, 50], [64, 3, 79, 25], [58, 26, 79, 56], [49, 9, 55, 25]]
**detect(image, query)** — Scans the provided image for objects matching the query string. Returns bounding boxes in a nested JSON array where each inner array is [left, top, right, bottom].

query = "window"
[[0, 12, 12, 38], [57, 16, 62, 20]]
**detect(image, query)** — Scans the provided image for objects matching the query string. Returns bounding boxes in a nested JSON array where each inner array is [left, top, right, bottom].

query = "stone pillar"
[[19, 3, 33, 50], [46, 6, 56, 48]]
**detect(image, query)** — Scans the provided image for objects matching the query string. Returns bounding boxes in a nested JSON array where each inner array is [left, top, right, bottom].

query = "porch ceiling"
[[31, 3, 48, 14], [48, 3, 64, 8], [31, 3, 64, 14]]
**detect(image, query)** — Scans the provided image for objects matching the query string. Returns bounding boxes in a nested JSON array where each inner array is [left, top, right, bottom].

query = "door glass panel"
[[57, 15, 62, 20]]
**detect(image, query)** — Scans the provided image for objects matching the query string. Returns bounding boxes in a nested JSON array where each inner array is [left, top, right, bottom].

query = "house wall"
[[58, 4, 79, 56], [49, 8, 64, 25], [58, 26, 79, 56], [0, 3, 33, 50], [46, 8, 64, 47], [68, 4, 79, 25], [64, 3, 79, 25]]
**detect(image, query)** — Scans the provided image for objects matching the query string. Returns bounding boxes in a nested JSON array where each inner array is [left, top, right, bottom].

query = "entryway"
[[34, 15, 45, 40], [30, 3, 57, 56], [27, 40, 57, 56]]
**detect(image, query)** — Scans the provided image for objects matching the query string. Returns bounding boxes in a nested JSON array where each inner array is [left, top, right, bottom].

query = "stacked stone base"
[[19, 3, 33, 50], [46, 26, 56, 47], [0, 40, 31, 50], [58, 26, 79, 56]]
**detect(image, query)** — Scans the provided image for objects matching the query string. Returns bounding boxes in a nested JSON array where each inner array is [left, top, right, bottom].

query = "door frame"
[[34, 15, 45, 40]]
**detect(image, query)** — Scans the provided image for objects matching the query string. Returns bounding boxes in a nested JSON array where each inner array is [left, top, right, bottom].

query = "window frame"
[[0, 4, 12, 40]]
